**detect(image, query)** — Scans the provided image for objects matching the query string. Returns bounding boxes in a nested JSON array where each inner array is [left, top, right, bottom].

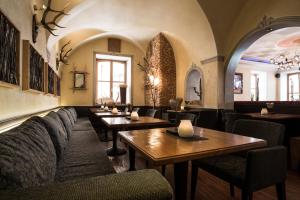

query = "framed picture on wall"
[[73, 72, 86, 89], [234, 73, 243, 94]]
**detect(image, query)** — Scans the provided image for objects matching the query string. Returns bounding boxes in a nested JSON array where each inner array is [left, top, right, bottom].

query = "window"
[[251, 74, 259, 101], [288, 73, 300, 101], [96, 60, 127, 101]]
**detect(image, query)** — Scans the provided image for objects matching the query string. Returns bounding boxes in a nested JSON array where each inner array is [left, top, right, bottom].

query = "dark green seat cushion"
[[0, 170, 173, 200], [57, 109, 73, 138], [72, 117, 94, 131], [194, 155, 246, 187], [41, 115, 68, 160], [0, 117, 56, 189]]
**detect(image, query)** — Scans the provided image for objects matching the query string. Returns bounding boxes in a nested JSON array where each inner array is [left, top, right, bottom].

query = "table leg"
[[129, 146, 136, 171], [106, 129, 127, 156], [100, 128, 113, 142], [174, 161, 188, 200]]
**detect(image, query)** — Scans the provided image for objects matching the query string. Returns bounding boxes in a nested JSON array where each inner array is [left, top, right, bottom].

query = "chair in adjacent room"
[[191, 119, 286, 200], [145, 109, 158, 118]]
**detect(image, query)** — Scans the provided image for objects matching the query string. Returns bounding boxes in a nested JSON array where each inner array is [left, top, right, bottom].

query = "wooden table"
[[89, 107, 111, 113], [92, 111, 130, 141], [244, 113, 300, 120], [102, 117, 171, 156], [119, 127, 266, 200]]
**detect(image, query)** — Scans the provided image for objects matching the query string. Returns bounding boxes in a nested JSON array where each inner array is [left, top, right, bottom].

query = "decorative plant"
[[138, 57, 160, 108]]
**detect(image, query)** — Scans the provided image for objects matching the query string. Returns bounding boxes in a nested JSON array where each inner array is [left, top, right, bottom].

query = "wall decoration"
[[29, 45, 44, 92], [56, 75, 61, 96], [0, 10, 20, 86], [71, 68, 88, 92], [48, 66, 55, 94], [32, 14, 39, 43], [33, 0, 68, 36], [56, 40, 72, 70], [108, 38, 121, 52], [234, 73, 243, 94]]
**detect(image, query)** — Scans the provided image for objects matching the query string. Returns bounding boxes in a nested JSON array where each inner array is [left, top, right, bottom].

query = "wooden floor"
[[101, 136, 300, 200]]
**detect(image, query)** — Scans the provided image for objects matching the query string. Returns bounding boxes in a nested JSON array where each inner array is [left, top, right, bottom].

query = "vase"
[[119, 84, 127, 104], [178, 120, 194, 137]]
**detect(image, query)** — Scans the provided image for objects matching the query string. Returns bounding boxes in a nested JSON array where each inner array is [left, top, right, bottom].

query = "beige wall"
[[0, 0, 59, 121], [60, 37, 145, 106]]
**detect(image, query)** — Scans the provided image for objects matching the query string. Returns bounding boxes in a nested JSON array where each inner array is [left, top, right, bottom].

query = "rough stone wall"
[[145, 33, 176, 106]]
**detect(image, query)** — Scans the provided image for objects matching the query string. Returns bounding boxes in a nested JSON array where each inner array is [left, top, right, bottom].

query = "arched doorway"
[[224, 16, 300, 109]]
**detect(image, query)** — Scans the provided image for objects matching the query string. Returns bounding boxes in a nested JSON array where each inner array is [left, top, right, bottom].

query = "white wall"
[[234, 61, 278, 101]]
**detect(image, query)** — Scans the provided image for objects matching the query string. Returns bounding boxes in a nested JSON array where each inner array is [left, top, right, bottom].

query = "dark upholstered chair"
[[224, 112, 251, 132], [196, 110, 218, 129], [191, 119, 286, 200], [145, 109, 158, 118]]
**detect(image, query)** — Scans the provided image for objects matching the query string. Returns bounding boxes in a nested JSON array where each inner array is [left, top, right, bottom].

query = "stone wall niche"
[[145, 33, 176, 106], [185, 65, 203, 107]]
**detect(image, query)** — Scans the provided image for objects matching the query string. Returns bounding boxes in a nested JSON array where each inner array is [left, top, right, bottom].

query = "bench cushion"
[[0, 117, 56, 189], [41, 115, 68, 160], [57, 109, 73, 138], [56, 129, 115, 182], [72, 117, 94, 131]]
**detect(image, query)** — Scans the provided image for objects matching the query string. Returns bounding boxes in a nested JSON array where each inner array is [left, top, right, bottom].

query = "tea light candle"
[[178, 120, 194, 137], [131, 111, 139, 121], [261, 108, 268, 115], [111, 108, 118, 114]]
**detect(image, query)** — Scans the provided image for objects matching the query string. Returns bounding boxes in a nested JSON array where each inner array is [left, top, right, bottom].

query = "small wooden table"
[[102, 117, 171, 156], [119, 127, 266, 200], [93, 111, 130, 141]]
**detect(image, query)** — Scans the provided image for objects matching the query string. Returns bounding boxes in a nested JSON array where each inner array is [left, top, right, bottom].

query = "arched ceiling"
[[45, 0, 218, 62]]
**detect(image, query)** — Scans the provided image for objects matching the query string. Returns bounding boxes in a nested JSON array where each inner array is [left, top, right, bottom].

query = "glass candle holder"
[[111, 107, 118, 114], [131, 111, 139, 121], [178, 120, 194, 137]]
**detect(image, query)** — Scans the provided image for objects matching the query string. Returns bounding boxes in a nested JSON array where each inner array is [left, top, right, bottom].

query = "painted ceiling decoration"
[[241, 27, 300, 69]]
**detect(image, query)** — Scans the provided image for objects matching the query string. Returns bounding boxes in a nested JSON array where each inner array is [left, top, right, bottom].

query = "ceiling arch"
[[47, 0, 218, 63]]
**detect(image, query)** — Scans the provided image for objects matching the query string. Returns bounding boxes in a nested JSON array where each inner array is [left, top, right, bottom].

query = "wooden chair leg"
[[230, 184, 235, 197], [241, 190, 253, 200], [276, 182, 286, 200], [161, 165, 166, 176], [191, 164, 198, 200]]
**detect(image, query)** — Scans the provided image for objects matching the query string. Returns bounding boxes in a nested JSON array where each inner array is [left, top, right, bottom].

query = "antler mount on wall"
[[33, 0, 69, 40], [56, 40, 72, 70]]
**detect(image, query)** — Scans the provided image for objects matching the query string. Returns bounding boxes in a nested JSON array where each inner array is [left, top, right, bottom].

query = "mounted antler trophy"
[[33, 0, 69, 37], [56, 40, 72, 70]]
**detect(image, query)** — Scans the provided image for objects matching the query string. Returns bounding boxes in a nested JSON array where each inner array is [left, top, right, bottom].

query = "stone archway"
[[224, 16, 300, 109]]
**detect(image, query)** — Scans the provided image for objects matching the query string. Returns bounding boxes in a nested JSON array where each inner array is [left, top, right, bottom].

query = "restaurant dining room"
[[1, 0, 300, 200]]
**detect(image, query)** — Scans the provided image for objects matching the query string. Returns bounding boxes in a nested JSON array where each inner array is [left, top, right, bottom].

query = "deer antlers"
[[40, 0, 69, 36], [56, 41, 72, 69]]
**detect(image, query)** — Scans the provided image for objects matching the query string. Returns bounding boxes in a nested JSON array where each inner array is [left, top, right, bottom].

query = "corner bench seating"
[[0, 107, 173, 200]]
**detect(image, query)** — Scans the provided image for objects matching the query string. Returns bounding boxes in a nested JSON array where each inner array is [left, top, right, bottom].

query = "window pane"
[[113, 62, 125, 82], [98, 61, 110, 81], [97, 82, 110, 99]]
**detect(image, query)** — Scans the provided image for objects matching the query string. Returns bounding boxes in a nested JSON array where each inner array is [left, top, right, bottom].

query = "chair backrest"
[[196, 110, 218, 129], [176, 113, 196, 125], [224, 112, 251, 132], [233, 119, 285, 146], [145, 109, 158, 118], [132, 107, 140, 112]]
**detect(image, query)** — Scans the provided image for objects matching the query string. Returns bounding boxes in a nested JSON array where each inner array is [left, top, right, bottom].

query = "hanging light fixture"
[[270, 51, 300, 71]]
